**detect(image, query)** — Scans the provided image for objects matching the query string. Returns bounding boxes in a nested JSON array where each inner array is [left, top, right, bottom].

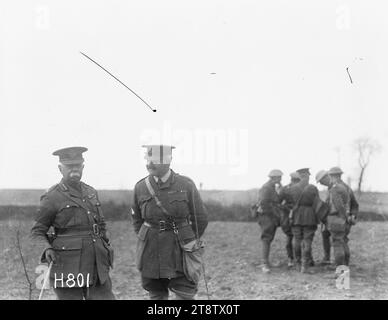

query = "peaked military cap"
[[328, 166, 343, 175], [296, 168, 310, 175], [268, 169, 283, 177], [315, 170, 328, 183], [142, 145, 175, 164], [290, 171, 301, 180], [52, 146, 88, 165]]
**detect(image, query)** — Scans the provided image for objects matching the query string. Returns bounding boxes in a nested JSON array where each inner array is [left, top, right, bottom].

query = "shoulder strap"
[[145, 176, 174, 222], [293, 184, 309, 210]]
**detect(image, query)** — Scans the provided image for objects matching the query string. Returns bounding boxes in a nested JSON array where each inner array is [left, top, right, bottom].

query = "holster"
[[102, 238, 114, 268]]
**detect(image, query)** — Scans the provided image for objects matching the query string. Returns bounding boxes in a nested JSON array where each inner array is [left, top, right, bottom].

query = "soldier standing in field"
[[278, 172, 301, 268], [289, 168, 320, 273], [31, 147, 115, 300], [255, 169, 283, 273], [131, 145, 208, 300], [315, 170, 332, 265], [327, 167, 359, 268]]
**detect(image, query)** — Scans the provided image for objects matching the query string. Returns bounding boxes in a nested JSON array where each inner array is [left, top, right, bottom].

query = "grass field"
[[1, 189, 388, 215], [1, 220, 387, 300]]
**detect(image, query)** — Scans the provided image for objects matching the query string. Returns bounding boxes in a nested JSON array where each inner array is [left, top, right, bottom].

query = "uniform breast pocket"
[[138, 195, 152, 219], [56, 202, 82, 227], [51, 237, 83, 282], [88, 197, 103, 219], [168, 191, 190, 216]]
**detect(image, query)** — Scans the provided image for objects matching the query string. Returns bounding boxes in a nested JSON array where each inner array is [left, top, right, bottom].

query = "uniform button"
[[62, 246, 65, 249], [66, 205, 70, 208], [87, 211, 91, 214], [83, 199, 86, 202], [93, 239, 96, 242]]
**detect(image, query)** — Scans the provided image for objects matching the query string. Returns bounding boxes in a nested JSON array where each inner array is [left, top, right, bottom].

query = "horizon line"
[[1, 187, 388, 193]]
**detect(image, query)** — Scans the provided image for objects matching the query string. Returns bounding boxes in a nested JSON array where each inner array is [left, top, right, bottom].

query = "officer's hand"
[[102, 235, 110, 245], [348, 215, 357, 225], [250, 204, 258, 218], [45, 249, 57, 264]]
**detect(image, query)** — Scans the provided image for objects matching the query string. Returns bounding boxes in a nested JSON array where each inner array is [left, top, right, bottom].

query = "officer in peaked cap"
[[253, 169, 283, 273], [296, 168, 311, 175], [327, 167, 359, 268], [52, 146, 88, 165], [131, 144, 208, 300], [288, 168, 320, 273], [315, 170, 332, 265], [142, 144, 175, 164], [278, 172, 301, 268], [31, 147, 115, 300], [290, 171, 301, 182]]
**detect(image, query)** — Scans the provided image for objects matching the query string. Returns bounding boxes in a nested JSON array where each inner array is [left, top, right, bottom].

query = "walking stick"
[[38, 261, 53, 300]]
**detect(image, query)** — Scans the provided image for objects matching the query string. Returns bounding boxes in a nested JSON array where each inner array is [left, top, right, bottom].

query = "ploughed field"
[[0, 220, 387, 300]]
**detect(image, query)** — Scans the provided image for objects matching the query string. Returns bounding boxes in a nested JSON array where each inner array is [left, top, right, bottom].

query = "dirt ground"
[[1, 220, 387, 300]]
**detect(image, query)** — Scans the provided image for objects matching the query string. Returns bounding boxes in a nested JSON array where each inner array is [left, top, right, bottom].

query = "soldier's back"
[[291, 182, 319, 226]]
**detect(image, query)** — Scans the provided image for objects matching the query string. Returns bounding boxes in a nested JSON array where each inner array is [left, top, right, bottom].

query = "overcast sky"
[[1, 0, 387, 191]]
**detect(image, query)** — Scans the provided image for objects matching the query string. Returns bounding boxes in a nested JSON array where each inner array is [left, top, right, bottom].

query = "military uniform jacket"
[[258, 180, 280, 215], [289, 181, 320, 226], [278, 183, 295, 212], [30, 180, 113, 287], [131, 171, 208, 279], [328, 182, 350, 219], [338, 181, 359, 217], [316, 184, 332, 224]]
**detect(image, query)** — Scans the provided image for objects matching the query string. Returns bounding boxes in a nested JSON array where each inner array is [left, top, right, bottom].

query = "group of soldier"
[[253, 167, 359, 275], [30, 145, 359, 300], [31, 145, 208, 300]]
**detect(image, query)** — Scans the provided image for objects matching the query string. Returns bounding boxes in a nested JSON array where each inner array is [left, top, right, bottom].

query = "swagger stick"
[[38, 261, 53, 300]]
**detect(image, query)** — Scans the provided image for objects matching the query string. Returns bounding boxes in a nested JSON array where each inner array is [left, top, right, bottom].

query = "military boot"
[[320, 258, 331, 265], [344, 243, 350, 266], [307, 251, 315, 267], [286, 236, 294, 262], [302, 255, 315, 273], [322, 250, 331, 264], [174, 293, 195, 300], [261, 241, 271, 273], [321, 228, 331, 264], [300, 262, 315, 274], [149, 291, 169, 300]]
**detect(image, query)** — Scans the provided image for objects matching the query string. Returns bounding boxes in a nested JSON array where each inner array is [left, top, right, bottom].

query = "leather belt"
[[143, 220, 191, 232], [56, 224, 101, 236]]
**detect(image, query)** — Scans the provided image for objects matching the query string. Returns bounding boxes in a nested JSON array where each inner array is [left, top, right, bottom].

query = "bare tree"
[[353, 136, 381, 195]]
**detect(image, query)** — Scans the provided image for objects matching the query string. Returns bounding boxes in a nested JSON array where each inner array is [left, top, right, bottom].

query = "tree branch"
[[353, 136, 382, 195], [15, 229, 33, 300]]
